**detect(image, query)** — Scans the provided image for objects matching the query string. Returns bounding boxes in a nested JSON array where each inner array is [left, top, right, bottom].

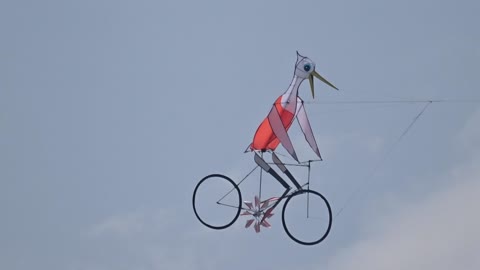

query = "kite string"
[[304, 99, 480, 105], [334, 101, 432, 218]]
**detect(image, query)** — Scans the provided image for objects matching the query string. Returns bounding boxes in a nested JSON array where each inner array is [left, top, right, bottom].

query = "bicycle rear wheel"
[[192, 174, 242, 230], [282, 189, 332, 245]]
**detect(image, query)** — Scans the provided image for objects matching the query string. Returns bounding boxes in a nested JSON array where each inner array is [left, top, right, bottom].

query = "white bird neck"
[[281, 75, 305, 105]]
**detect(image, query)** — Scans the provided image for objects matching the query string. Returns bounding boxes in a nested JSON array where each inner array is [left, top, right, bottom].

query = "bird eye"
[[303, 64, 311, 72]]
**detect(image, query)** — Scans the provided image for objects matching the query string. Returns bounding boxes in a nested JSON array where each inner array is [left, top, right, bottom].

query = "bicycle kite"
[[193, 51, 338, 245]]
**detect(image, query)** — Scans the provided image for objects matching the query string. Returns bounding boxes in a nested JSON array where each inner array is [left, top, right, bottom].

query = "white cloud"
[[83, 207, 253, 270], [323, 166, 480, 270], [316, 109, 480, 270], [88, 212, 146, 237]]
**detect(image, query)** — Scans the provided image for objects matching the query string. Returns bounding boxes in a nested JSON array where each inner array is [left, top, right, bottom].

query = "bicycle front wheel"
[[192, 174, 242, 230], [282, 189, 332, 245]]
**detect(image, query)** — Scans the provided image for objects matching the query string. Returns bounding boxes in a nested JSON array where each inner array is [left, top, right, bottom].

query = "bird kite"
[[192, 52, 337, 242]]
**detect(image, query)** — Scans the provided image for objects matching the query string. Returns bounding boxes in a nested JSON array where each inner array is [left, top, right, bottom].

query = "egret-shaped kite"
[[192, 52, 337, 241]]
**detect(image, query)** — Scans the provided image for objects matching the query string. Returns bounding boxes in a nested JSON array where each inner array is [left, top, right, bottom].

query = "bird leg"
[[254, 152, 292, 225], [272, 152, 302, 190]]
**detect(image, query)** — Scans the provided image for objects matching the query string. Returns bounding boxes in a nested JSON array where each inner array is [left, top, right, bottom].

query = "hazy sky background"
[[1, 0, 479, 269]]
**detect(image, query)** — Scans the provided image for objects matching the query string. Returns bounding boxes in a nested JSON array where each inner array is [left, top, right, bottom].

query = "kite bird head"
[[294, 51, 338, 99]]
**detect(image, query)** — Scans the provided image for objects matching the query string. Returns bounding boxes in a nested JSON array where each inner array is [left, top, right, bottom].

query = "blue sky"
[[1, 0, 479, 269]]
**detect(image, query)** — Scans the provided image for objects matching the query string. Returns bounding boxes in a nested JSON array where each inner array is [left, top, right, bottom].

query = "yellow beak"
[[309, 70, 339, 99]]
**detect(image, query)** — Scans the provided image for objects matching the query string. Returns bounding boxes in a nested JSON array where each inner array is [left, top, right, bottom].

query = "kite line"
[[302, 98, 479, 218], [334, 101, 431, 217], [304, 99, 480, 105]]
